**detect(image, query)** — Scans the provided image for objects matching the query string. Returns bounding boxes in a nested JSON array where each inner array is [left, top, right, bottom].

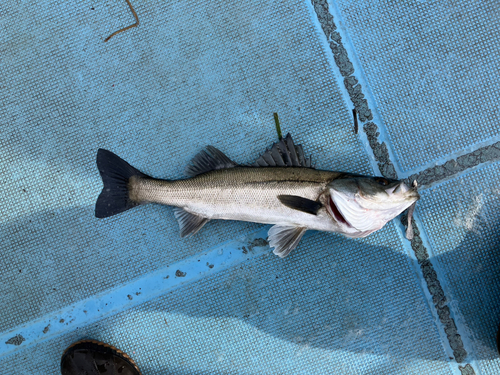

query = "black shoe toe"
[[61, 340, 141, 375]]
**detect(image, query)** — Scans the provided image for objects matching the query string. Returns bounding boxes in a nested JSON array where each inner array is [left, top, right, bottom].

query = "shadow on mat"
[[134, 211, 500, 364], [1, 204, 499, 365]]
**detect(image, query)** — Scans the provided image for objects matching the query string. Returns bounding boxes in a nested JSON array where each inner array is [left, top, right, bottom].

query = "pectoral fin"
[[268, 225, 307, 258], [173, 208, 209, 237], [277, 195, 322, 215]]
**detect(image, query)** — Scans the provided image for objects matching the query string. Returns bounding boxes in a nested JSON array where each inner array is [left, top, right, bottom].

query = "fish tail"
[[95, 149, 151, 219]]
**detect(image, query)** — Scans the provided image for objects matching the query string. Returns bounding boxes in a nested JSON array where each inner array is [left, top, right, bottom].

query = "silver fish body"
[[96, 134, 419, 257], [130, 167, 342, 232]]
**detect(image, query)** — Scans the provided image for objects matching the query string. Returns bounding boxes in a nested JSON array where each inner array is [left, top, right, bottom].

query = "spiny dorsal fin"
[[277, 195, 322, 215], [185, 146, 237, 177], [268, 225, 307, 258], [173, 208, 209, 237], [253, 133, 312, 168]]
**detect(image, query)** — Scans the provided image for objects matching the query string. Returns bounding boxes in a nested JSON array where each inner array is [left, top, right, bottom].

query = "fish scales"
[[131, 168, 342, 231]]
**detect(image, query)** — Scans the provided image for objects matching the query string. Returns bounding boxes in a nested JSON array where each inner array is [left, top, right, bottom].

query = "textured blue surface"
[[2, 227, 453, 374], [1, 0, 499, 374], [416, 162, 500, 374], [333, 0, 500, 174], [0, 0, 370, 335]]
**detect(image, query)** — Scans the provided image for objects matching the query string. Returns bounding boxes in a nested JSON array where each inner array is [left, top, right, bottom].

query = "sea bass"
[[95, 134, 419, 257]]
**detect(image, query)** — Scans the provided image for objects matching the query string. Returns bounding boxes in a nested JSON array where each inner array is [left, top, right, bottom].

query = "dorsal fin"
[[253, 133, 312, 168], [185, 146, 237, 177]]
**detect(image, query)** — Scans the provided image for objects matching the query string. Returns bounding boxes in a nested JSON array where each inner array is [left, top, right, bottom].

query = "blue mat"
[[1, 0, 499, 374]]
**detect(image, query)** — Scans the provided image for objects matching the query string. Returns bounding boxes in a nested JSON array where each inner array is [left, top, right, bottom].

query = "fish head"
[[326, 176, 420, 235]]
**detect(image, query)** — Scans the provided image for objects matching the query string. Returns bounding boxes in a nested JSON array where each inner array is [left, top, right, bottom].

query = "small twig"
[[273, 113, 283, 140], [104, 0, 139, 43], [352, 108, 358, 134]]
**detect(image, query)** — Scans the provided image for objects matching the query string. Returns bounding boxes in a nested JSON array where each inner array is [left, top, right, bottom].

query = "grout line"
[[321, 0, 406, 178], [401, 212, 468, 363], [309, 0, 480, 372], [396, 136, 500, 180], [404, 140, 500, 188], [0, 228, 270, 359], [305, 0, 380, 175]]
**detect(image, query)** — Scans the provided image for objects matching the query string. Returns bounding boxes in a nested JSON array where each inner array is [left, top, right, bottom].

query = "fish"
[[95, 134, 419, 258]]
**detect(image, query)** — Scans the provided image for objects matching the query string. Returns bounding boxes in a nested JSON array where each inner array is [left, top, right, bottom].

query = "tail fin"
[[95, 149, 150, 219]]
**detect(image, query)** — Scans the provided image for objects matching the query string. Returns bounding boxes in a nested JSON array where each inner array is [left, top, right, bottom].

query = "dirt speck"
[[175, 270, 186, 277], [59, 319, 65, 323], [5, 334, 25, 346], [127, 294, 133, 300], [206, 262, 214, 269], [43, 325, 50, 334], [248, 238, 269, 251]]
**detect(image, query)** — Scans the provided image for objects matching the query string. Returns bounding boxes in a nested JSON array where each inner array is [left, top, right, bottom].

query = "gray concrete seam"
[[403, 213, 468, 363], [405, 140, 500, 188], [310, 0, 473, 369]]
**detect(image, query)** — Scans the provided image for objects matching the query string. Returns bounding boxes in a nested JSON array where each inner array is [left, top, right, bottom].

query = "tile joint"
[[310, 0, 482, 369]]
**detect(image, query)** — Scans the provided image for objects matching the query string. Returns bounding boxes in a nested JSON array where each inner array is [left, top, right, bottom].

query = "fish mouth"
[[328, 196, 353, 229]]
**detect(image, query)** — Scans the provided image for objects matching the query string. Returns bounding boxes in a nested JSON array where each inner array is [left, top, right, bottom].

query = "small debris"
[[458, 364, 475, 375], [59, 319, 65, 324], [273, 113, 283, 140], [175, 270, 186, 277], [248, 238, 269, 251], [242, 246, 248, 254], [43, 325, 50, 334], [352, 108, 358, 134], [127, 294, 133, 300], [206, 262, 214, 269], [6, 334, 25, 346], [104, 0, 139, 43]]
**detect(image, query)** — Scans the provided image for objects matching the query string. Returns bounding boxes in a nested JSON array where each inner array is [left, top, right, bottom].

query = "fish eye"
[[375, 177, 389, 186]]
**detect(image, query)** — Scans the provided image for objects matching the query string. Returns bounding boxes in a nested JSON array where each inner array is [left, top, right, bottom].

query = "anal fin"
[[173, 208, 209, 237], [268, 225, 307, 258]]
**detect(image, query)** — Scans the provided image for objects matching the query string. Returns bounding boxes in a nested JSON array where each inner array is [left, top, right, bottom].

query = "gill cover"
[[328, 176, 419, 236]]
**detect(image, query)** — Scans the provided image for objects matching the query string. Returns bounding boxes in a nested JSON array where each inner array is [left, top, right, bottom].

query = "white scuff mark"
[[342, 328, 365, 348], [453, 193, 485, 233], [284, 303, 300, 316]]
